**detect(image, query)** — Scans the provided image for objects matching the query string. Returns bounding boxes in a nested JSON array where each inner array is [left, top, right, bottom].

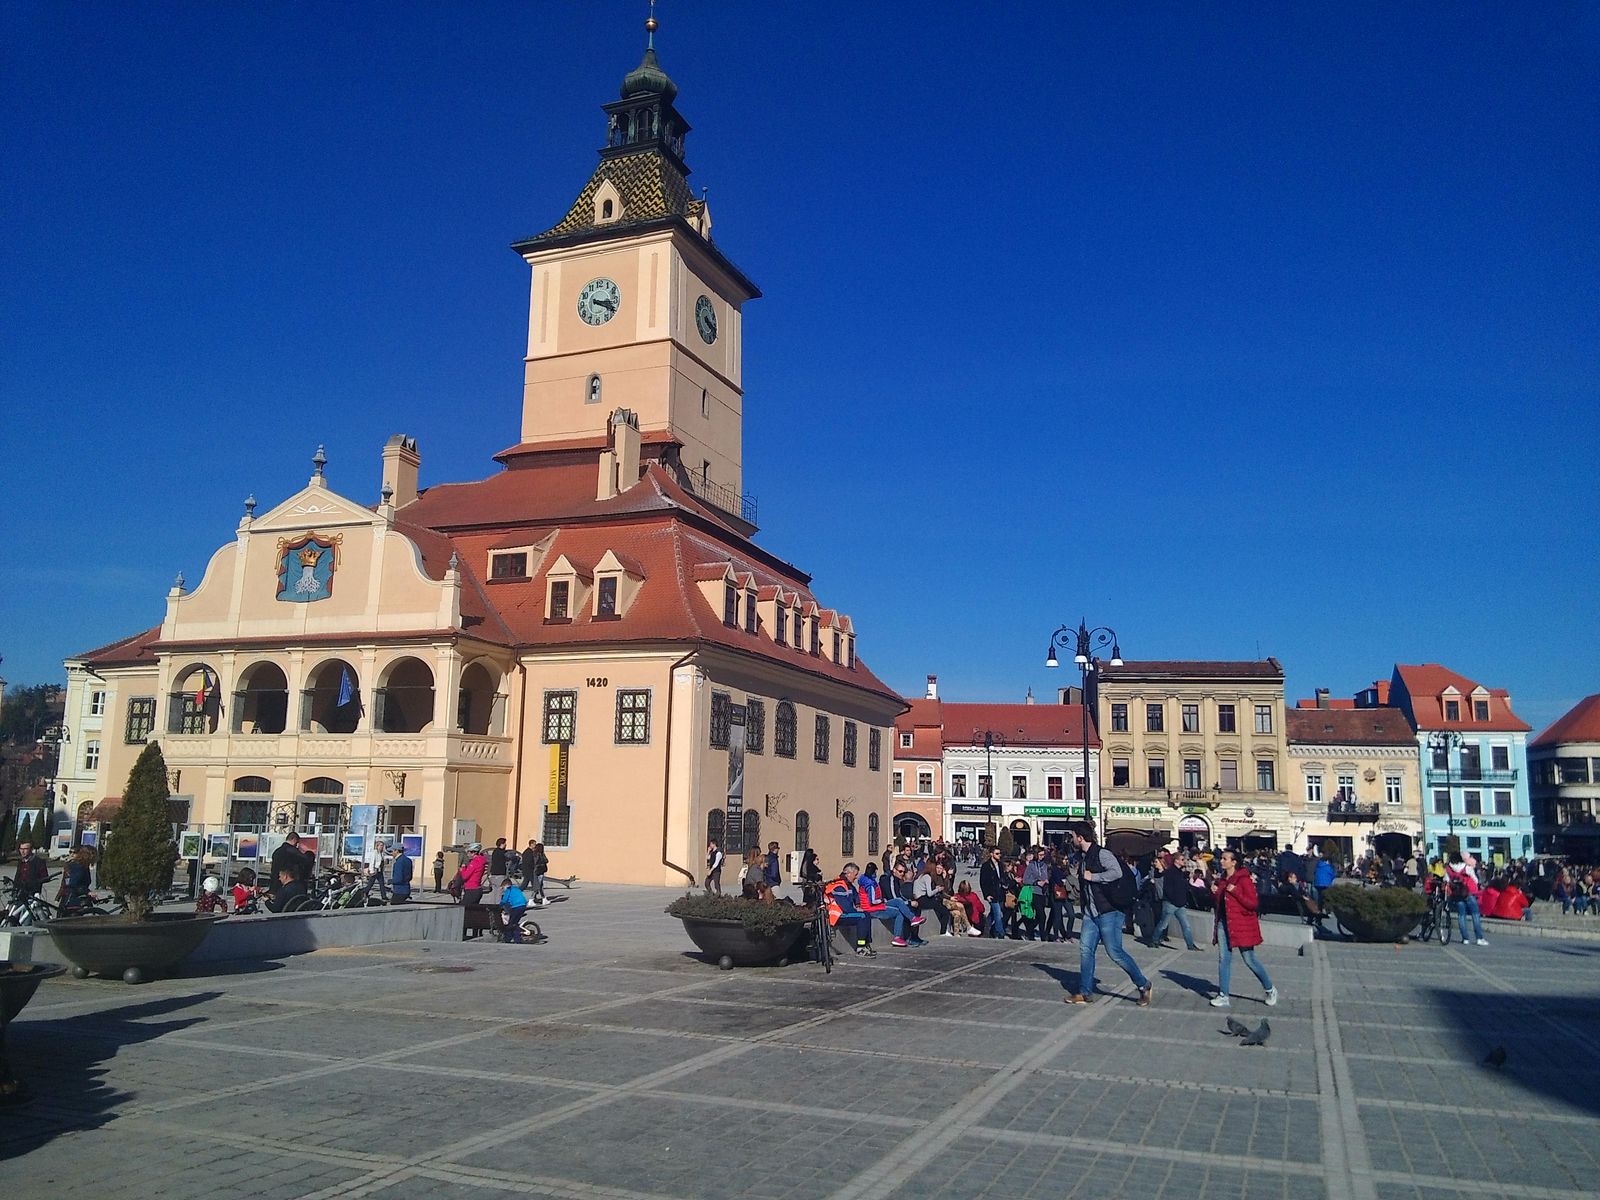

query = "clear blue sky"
[[3, 2, 1596, 731]]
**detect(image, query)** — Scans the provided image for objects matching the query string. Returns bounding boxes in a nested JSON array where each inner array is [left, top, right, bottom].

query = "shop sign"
[[1023, 805, 1086, 818], [1182, 806, 1210, 815], [1108, 805, 1163, 816], [950, 804, 995, 816], [1466, 817, 1510, 829], [1178, 815, 1210, 832]]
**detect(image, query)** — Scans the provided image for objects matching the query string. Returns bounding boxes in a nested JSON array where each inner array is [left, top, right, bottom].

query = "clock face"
[[695, 294, 718, 344], [577, 277, 620, 326]]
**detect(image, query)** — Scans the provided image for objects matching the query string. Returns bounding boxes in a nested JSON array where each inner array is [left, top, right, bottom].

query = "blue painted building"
[[1379, 664, 1533, 862]]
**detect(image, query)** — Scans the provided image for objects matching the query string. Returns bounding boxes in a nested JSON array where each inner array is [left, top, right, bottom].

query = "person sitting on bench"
[[859, 862, 925, 947], [823, 863, 876, 957]]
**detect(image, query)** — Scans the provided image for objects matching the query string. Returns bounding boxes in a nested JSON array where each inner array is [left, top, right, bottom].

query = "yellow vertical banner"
[[547, 743, 563, 814]]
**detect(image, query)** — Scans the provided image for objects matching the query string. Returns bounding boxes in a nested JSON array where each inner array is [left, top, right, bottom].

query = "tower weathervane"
[[646, 1, 658, 49]]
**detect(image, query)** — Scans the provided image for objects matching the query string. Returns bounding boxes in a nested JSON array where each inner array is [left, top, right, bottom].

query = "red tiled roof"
[[893, 697, 944, 759], [492, 429, 680, 461], [1391, 664, 1531, 732], [940, 703, 1100, 749], [1295, 698, 1356, 709], [1286, 707, 1416, 746], [1531, 695, 1600, 748], [1100, 659, 1283, 680], [76, 625, 162, 669]]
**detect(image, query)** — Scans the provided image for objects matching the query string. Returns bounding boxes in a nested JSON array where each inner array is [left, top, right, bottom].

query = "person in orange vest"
[[824, 863, 877, 958]]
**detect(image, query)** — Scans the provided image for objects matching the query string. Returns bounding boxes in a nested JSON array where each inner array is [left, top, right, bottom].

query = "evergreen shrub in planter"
[[1323, 882, 1426, 943], [666, 893, 812, 967], [48, 743, 221, 982]]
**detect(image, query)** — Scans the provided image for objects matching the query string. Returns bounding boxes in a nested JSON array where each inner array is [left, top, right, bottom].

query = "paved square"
[[5, 886, 1598, 1200]]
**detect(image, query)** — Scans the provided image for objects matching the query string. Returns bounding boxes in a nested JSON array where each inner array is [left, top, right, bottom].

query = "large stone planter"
[[46, 913, 224, 983], [1324, 885, 1426, 943], [678, 915, 807, 968], [2, 962, 65, 1105]]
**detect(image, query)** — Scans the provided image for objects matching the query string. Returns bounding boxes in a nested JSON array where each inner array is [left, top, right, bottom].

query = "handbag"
[[1003, 891, 1017, 910], [1052, 883, 1069, 902]]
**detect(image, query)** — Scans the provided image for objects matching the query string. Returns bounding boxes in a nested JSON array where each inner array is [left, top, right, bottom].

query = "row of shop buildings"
[[892, 662, 1572, 866]]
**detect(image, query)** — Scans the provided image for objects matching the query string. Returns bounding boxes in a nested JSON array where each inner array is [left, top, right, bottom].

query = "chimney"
[[1316, 688, 1330, 709], [925, 674, 938, 700], [596, 448, 618, 501], [612, 409, 641, 491], [381, 435, 420, 508]]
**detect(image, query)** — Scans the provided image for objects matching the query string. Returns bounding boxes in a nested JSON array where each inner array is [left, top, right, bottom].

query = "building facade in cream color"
[[68, 37, 903, 886], [1096, 660, 1290, 851], [1285, 698, 1423, 863]]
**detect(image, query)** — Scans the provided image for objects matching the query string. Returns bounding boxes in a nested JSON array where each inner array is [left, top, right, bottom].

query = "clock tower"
[[512, 18, 760, 501]]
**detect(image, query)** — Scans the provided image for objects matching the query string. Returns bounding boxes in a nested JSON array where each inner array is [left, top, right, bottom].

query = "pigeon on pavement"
[[1240, 1020, 1271, 1047], [1222, 1016, 1251, 1037], [1482, 1046, 1507, 1069]]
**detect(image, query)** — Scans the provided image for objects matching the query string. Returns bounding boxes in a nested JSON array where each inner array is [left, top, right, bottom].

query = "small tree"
[[99, 742, 178, 920], [998, 827, 1016, 857], [0, 812, 14, 857]]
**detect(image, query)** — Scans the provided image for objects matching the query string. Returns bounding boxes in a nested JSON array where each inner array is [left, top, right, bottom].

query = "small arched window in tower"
[[700, 387, 709, 417], [601, 198, 614, 220], [586, 374, 602, 405]]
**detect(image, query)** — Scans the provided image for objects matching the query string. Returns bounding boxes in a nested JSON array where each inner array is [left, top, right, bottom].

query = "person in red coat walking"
[[1210, 848, 1280, 1009]]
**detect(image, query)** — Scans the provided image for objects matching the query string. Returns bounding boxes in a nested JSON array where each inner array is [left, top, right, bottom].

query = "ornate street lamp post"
[[1427, 730, 1463, 856], [970, 729, 1006, 846], [1045, 620, 1123, 833]]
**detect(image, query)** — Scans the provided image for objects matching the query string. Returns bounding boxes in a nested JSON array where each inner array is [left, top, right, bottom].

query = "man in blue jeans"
[[1066, 828, 1153, 1007], [979, 845, 1009, 938]]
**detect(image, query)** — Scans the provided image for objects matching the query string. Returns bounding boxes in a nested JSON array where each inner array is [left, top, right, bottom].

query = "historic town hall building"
[[65, 31, 904, 885]]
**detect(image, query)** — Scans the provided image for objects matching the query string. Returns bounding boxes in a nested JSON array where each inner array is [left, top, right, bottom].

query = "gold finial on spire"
[[646, 0, 658, 49]]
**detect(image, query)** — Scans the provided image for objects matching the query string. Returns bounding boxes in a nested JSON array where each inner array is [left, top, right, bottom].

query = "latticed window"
[[741, 810, 761, 854], [615, 689, 650, 744], [707, 808, 725, 849], [867, 812, 880, 855], [775, 702, 797, 758], [814, 714, 830, 763], [125, 697, 156, 744], [543, 809, 571, 849], [794, 809, 810, 852], [842, 720, 858, 767], [868, 727, 881, 771], [543, 690, 576, 743], [745, 699, 765, 754], [710, 692, 731, 749], [841, 812, 855, 856]]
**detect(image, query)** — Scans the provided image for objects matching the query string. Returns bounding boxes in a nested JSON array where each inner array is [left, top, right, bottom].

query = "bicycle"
[[810, 901, 834, 974], [3, 877, 58, 927], [1418, 881, 1452, 945]]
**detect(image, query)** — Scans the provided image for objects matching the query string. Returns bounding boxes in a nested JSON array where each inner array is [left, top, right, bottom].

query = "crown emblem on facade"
[[297, 545, 323, 566]]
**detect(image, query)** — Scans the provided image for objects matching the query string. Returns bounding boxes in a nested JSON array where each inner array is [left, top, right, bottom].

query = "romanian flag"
[[193, 669, 212, 708]]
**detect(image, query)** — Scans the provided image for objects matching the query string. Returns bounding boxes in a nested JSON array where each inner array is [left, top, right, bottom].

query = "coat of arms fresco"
[[276, 532, 341, 602]]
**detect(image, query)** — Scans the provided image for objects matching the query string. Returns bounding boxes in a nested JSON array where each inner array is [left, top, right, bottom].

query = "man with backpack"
[[1066, 827, 1153, 1007]]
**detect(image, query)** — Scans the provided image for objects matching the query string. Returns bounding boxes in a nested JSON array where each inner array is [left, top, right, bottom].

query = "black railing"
[[1427, 768, 1518, 786], [685, 474, 758, 525], [1328, 800, 1381, 822]]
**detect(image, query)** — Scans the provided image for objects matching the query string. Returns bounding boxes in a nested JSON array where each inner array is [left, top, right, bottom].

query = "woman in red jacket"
[[1210, 848, 1279, 1009]]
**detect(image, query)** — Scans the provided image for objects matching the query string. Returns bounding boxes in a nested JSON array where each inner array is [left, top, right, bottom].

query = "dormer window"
[[744, 590, 758, 634], [1473, 699, 1489, 721], [592, 179, 622, 226], [775, 606, 787, 646], [548, 580, 570, 621], [809, 618, 820, 656], [490, 552, 529, 580], [1445, 699, 1461, 721], [832, 631, 842, 663], [597, 576, 618, 618], [601, 198, 614, 220], [846, 635, 856, 669], [723, 583, 738, 627]]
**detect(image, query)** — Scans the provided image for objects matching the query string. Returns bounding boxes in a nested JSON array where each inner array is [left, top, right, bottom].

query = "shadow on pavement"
[[3, 991, 217, 1157], [1420, 984, 1600, 1121], [1158, 967, 1217, 997], [1030, 961, 1083, 995], [171, 958, 287, 980]]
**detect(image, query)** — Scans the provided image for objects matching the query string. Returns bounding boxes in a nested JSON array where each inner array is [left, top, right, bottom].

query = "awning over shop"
[[88, 796, 122, 820], [1106, 828, 1173, 858]]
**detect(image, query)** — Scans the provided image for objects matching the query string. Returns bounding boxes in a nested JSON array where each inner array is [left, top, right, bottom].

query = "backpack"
[[1093, 848, 1138, 912]]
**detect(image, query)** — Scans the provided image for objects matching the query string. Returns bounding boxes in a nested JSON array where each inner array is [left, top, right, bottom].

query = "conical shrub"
[[100, 742, 177, 920]]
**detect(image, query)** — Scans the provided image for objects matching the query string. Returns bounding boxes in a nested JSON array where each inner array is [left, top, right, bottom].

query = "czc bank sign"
[[1466, 817, 1511, 829]]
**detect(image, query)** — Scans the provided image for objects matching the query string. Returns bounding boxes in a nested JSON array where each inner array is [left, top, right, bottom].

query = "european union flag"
[[337, 666, 356, 708]]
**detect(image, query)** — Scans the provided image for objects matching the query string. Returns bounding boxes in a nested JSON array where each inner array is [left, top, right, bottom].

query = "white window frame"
[[84, 739, 101, 772], [917, 769, 934, 796], [1336, 773, 1356, 802], [1385, 775, 1402, 805], [90, 690, 107, 717], [1011, 774, 1028, 800], [1305, 773, 1323, 805], [892, 769, 904, 795], [899, 731, 913, 749], [949, 773, 967, 798]]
